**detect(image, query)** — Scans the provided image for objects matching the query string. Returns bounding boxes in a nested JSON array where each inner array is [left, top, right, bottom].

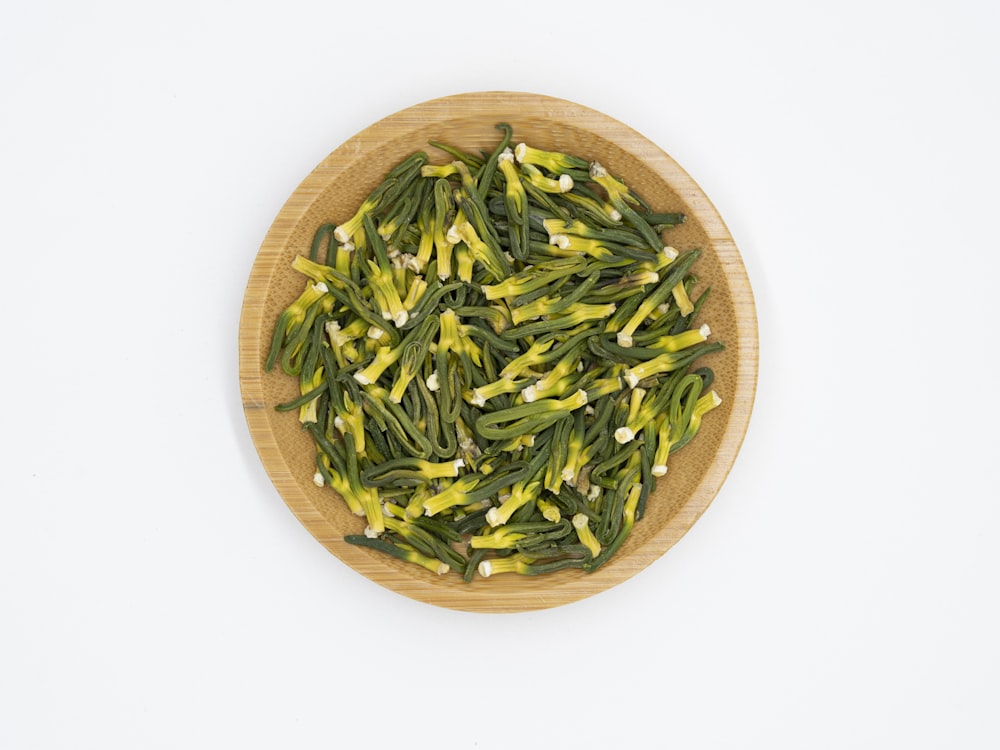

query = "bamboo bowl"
[[239, 92, 758, 612]]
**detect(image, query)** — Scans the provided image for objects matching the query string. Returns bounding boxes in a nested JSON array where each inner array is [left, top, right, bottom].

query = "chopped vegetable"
[[267, 125, 725, 580]]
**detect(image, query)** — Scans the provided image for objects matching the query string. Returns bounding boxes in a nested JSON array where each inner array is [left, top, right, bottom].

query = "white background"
[[3, 1, 998, 748]]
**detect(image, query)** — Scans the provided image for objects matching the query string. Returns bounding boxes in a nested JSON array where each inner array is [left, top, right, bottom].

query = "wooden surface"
[[238, 91, 759, 612]]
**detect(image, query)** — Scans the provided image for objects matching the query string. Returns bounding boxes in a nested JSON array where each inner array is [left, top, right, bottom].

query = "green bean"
[[476, 123, 513, 199], [641, 211, 686, 227], [552, 484, 599, 522], [427, 141, 483, 169], [361, 455, 464, 488], [408, 514, 463, 545], [309, 223, 337, 265], [463, 547, 490, 582], [450, 507, 492, 537], [383, 515, 468, 573], [361, 389, 434, 459], [474, 390, 587, 441], [668, 286, 712, 336], [274, 381, 328, 413], [345, 535, 451, 575], [478, 553, 587, 578], [596, 455, 641, 545], [481, 255, 588, 301], [413, 375, 455, 460], [501, 302, 617, 340]]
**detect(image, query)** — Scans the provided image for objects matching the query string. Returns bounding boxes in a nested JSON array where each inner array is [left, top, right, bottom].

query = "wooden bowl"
[[239, 92, 758, 612]]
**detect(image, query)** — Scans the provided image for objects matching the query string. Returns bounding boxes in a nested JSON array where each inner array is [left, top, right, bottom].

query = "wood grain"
[[238, 92, 758, 612]]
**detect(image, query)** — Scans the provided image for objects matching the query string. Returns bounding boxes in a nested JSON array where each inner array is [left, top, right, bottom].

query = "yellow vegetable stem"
[[573, 513, 602, 558]]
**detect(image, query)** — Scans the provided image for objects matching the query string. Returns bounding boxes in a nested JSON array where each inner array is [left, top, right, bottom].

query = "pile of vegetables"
[[265, 124, 723, 580]]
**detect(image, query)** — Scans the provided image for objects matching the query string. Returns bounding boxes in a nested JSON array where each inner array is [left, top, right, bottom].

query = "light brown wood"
[[239, 92, 758, 612]]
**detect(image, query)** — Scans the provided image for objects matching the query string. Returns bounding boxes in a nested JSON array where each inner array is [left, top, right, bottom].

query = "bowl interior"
[[239, 92, 757, 612]]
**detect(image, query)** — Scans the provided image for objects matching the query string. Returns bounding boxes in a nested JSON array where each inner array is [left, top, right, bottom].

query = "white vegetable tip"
[[616, 332, 634, 348], [478, 560, 493, 578], [549, 234, 571, 249], [614, 427, 635, 444]]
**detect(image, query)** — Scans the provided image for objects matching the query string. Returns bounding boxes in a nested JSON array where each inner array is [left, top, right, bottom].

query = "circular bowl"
[[239, 91, 758, 612]]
